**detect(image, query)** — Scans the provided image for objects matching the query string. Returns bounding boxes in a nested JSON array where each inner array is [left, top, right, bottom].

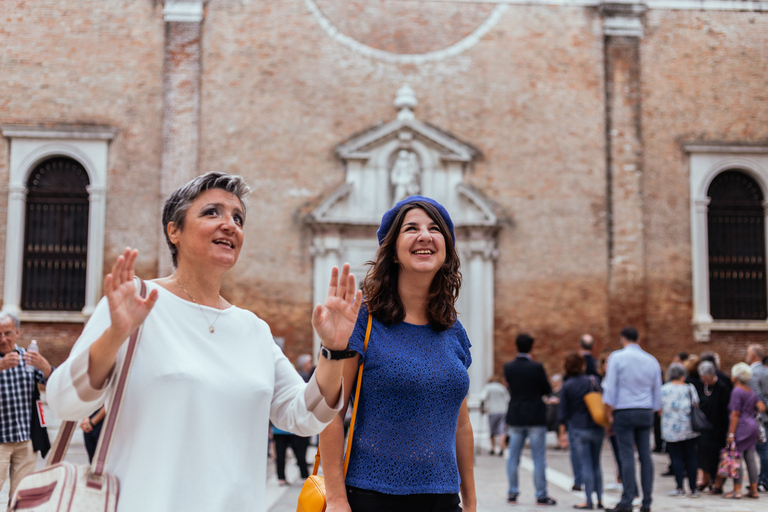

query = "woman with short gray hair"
[[46, 172, 362, 511], [661, 363, 701, 497], [695, 360, 731, 492]]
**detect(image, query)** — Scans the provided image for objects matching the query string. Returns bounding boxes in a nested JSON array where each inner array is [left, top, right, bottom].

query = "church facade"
[[1, 0, 767, 395]]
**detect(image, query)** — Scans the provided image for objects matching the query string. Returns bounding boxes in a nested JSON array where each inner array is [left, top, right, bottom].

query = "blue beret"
[[376, 195, 455, 245]]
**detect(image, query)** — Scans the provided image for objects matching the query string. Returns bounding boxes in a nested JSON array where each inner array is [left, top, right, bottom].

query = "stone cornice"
[[1, 125, 116, 140], [163, 1, 204, 23]]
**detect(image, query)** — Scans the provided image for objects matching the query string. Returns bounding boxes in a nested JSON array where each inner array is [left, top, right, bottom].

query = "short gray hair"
[[0, 311, 20, 330], [162, 172, 251, 268], [667, 362, 687, 382], [698, 360, 716, 377], [731, 362, 753, 384]]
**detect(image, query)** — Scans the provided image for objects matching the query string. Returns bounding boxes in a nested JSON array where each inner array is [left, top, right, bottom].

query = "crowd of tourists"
[[493, 331, 768, 511]]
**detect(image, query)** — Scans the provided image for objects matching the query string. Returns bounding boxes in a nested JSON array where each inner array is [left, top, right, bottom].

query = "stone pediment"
[[306, 86, 497, 234]]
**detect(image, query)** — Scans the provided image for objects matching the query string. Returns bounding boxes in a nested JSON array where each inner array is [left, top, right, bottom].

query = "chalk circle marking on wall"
[[305, 0, 509, 64]]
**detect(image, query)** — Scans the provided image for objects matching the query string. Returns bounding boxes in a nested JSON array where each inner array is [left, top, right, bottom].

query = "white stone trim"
[[163, 1, 204, 23], [603, 15, 645, 37], [304, 0, 509, 64], [686, 144, 768, 341], [1, 127, 113, 319]]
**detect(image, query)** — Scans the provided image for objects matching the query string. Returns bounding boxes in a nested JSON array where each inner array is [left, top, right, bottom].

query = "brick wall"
[[0, 2, 766, 375]]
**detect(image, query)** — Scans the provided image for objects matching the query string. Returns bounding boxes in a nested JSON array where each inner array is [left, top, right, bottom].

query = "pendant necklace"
[[175, 279, 223, 333], [704, 384, 712, 396]]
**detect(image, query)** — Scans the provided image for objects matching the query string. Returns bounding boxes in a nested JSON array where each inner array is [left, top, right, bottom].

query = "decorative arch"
[[2, 126, 114, 321], [686, 144, 768, 340]]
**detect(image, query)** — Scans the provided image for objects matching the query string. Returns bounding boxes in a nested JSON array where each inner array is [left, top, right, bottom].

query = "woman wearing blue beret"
[[319, 196, 477, 512]]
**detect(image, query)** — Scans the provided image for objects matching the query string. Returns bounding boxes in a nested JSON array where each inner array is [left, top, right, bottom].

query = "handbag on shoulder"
[[296, 314, 372, 512], [688, 385, 712, 432], [583, 375, 610, 428], [9, 281, 147, 511]]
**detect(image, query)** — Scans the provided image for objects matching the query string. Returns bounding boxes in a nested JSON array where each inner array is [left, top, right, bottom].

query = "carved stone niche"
[[305, 86, 500, 398]]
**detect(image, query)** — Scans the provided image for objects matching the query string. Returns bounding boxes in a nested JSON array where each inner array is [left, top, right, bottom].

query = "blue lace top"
[[345, 305, 472, 495]]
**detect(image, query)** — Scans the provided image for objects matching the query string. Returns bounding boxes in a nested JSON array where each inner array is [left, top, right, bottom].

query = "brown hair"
[[362, 201, 462, 331], [564, 353, 586, 378]]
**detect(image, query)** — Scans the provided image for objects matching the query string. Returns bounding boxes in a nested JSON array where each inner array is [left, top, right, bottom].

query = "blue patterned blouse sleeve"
[[453, 320, 472, 369], [348, 303, 370, 363]]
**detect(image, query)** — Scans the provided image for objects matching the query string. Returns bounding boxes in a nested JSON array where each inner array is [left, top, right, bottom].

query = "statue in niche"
[[390, 150, 421, 205]]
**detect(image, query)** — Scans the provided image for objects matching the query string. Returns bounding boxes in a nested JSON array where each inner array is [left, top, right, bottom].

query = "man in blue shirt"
[[602, 327, 662, 512]]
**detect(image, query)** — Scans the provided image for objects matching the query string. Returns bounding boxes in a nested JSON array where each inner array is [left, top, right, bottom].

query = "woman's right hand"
[[104, 248, 158, 343], [325, 499, 352, 512]]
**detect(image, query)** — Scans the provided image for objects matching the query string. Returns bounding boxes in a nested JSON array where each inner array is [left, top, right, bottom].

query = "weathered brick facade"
[[1, 0, 766, 380]]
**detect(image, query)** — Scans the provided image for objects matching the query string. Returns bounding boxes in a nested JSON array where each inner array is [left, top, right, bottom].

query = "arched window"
[[21, 157, 90, 311], [707, 170, 767, 320]]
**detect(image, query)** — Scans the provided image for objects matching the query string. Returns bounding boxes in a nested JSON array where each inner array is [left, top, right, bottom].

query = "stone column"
[[462, 234, 498, 399], [159, 1, 204, 276], [601, 2, 647, 341], [310, 232, 342, 358]]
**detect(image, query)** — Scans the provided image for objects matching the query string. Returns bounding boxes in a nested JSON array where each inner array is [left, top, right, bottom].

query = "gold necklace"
[[175, 279, 223, 333]]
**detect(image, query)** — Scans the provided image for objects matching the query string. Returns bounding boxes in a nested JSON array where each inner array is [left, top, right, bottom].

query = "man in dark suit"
[[504, 333, 557, 506]]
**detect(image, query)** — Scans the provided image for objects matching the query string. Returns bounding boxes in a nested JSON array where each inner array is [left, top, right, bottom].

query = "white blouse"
[[47, 282, 340, 512]]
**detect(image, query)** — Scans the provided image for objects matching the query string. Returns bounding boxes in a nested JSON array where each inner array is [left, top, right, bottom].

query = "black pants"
[[346, 486, 462, 512], [273, 434, 309, 480], [667, 438, 698, 492], [83, 421, 103, 464]]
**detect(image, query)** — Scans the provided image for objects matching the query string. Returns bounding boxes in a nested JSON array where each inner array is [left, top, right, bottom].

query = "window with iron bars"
[[707, 170, 767, 320], [21, 157, 90, 311]]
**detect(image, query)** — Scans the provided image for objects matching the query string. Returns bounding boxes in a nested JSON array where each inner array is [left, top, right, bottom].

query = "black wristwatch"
[[319, 345, 357, 360]]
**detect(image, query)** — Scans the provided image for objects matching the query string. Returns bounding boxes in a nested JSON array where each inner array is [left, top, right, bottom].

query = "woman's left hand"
[[312, 264, 363, 351]]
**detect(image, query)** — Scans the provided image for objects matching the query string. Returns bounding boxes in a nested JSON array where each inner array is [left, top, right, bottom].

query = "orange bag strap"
[[311, 313, 372, 478], [343, 313, 372, 476]]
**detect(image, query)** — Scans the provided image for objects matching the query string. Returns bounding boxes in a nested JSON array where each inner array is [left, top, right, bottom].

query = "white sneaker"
[[667, 489, 685, 497]]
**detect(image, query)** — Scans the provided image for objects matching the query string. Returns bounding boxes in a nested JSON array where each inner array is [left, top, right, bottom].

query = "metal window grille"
[[707, 170, 767, 320], [21, 157, 90, 311]]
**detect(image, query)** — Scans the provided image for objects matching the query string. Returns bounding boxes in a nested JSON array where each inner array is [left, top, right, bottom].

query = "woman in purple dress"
[[712, 362, 767, 499]]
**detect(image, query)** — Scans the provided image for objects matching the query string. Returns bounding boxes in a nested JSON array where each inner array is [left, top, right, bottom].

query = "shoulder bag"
[[296, 313, 372, 512], [757, 412, 767, 444], [9, 280, 147, 511], [689, 384, 712, 432], [583, 375, 610, 428]]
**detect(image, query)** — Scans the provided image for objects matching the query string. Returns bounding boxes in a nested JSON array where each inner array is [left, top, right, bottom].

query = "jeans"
[[613, 409, 654, 508], [571, 428, 604, 507], [569, 422, 583, 487], [507, 425, 548, 498], [756, 440, 768, 487], [666, 438, 697, 492]]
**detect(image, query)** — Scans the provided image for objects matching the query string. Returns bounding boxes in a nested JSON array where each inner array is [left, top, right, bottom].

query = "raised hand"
[[104, 248, 159, 342], [311, 264, 362, 351]]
